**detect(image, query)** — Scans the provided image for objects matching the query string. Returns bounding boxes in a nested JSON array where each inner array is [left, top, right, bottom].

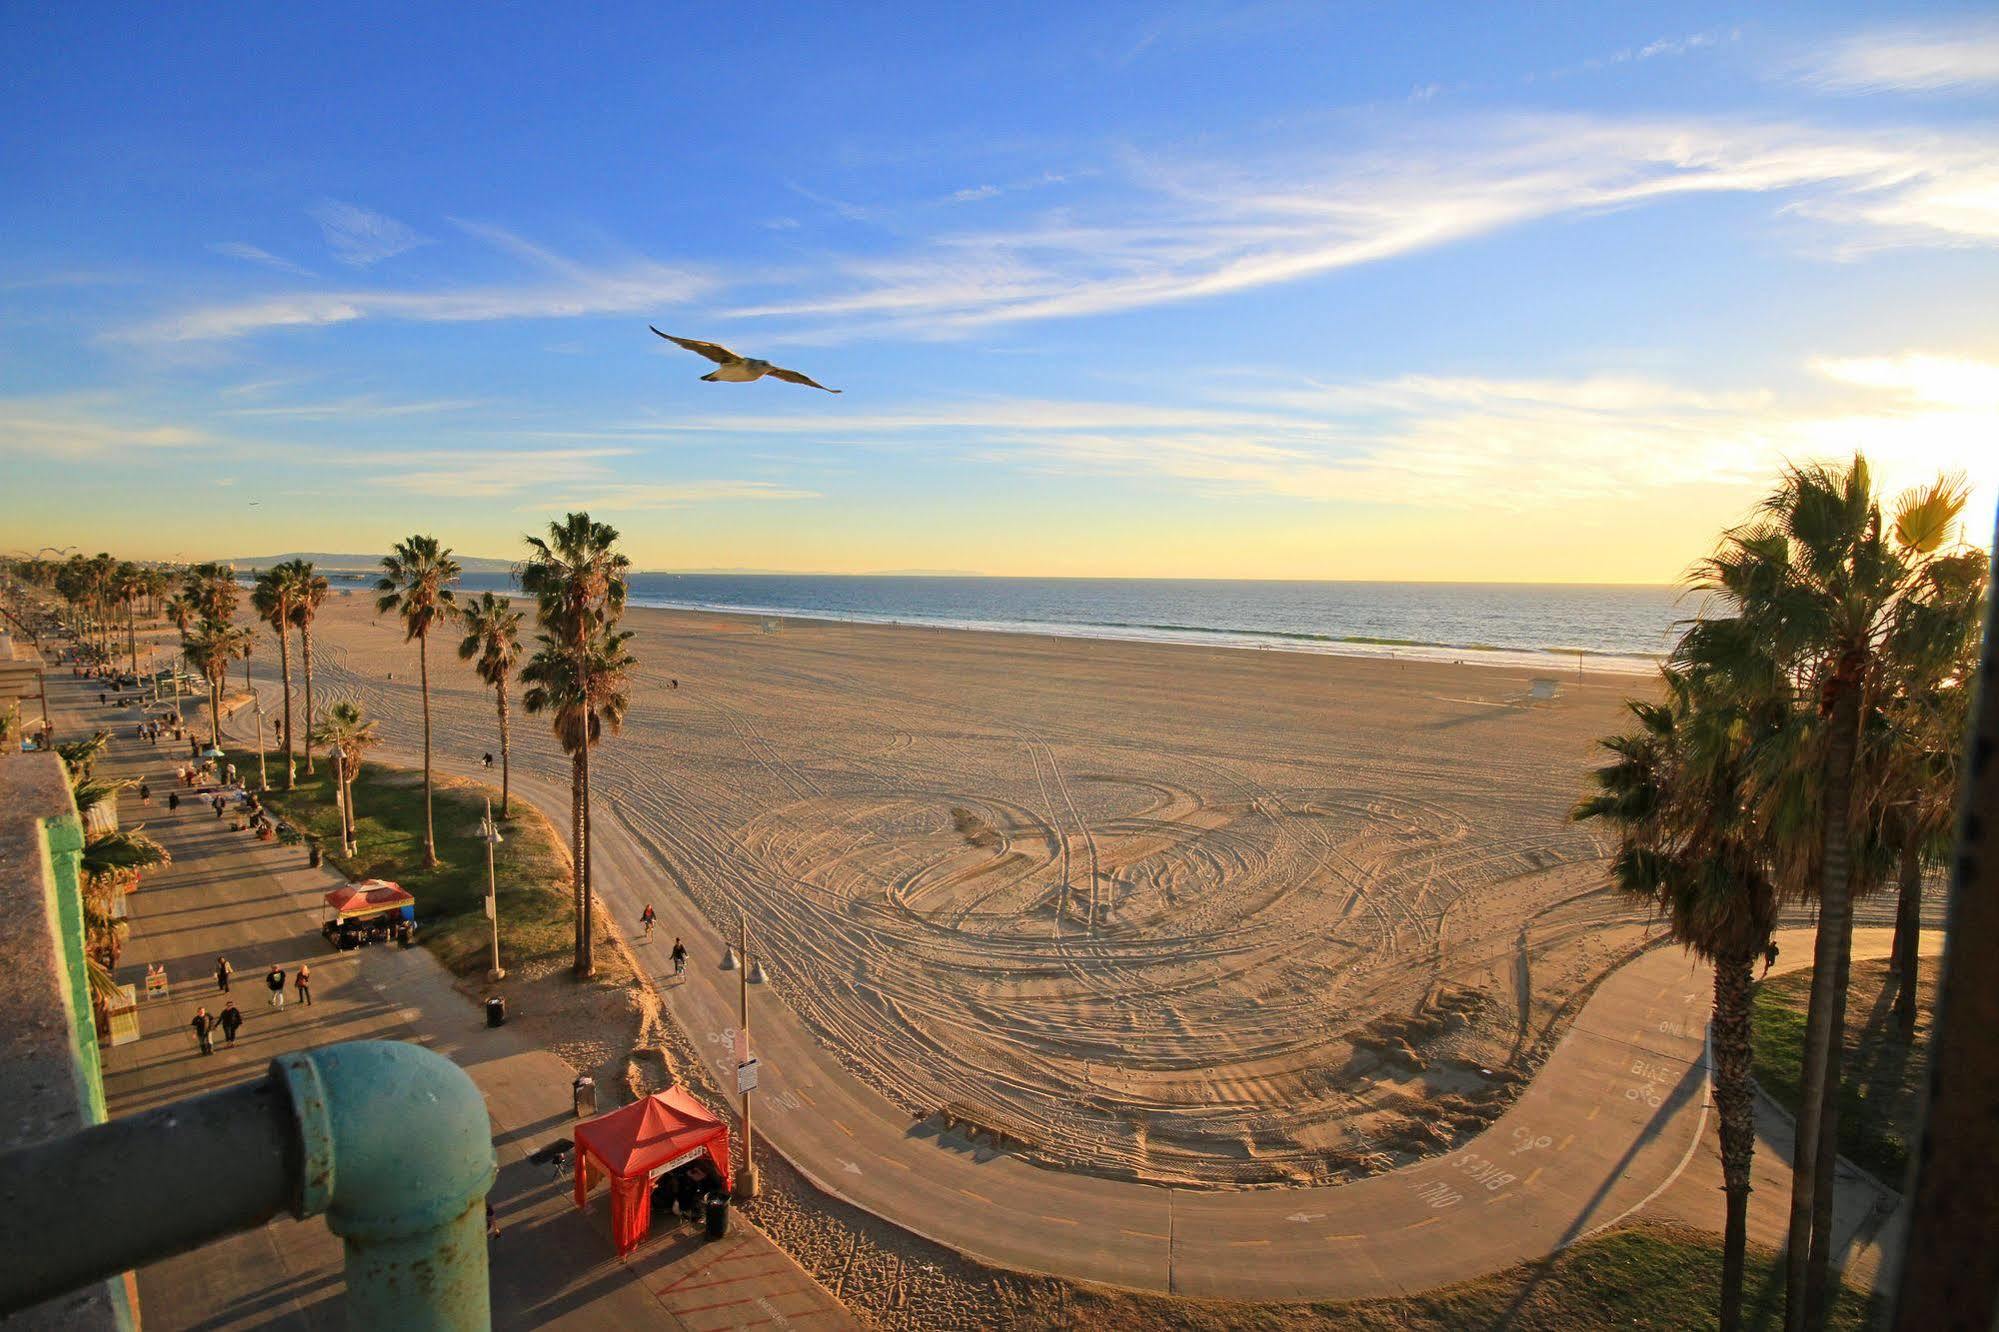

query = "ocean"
[[426, 573, 1689, 673]]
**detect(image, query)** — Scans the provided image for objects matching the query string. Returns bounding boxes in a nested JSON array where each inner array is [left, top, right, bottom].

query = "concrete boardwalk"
[[72, 672, 851, 1331]]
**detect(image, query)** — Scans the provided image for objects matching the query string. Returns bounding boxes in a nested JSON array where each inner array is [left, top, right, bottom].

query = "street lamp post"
[[478, 798, 505, 981], [248, 684, 269, 792], [719, 910, 768, 1201]]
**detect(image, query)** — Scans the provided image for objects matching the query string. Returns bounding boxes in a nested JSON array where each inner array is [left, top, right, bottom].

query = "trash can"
[[306, 836, 323, 868], [703, 1191, 730, 1240], [573, 1075, 596, 1118], [485, 996, 506, 1028]]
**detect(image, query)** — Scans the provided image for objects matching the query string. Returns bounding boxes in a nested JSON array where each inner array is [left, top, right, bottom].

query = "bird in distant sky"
[[649, 327, 841, 393]]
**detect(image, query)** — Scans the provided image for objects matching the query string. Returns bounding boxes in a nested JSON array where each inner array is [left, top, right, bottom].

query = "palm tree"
[[311, 700, 381, 852], [1869, 547, 1988, 1037], [115, 561, 144, 676], [1576, 666, 1778, 1330], [252, 565, 301, 787], [1685, 457, 1972, 1327], [182, 563, 242, 693], [519, 513, 632, 978], [377, 536, 461, 868], [164, 590, 194, 639], [457, 591, 524, 817], [288, 562, 330, 774], [522, 622, 635, 977], [183, 619, 255, 747], [143, 567, 172, 620]]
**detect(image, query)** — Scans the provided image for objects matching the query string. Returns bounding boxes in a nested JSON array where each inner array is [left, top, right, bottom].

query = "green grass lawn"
[[244, 750, 577, 978], [1752, 954, 1938, 1185], [1071, 1222, 1877, 1330]]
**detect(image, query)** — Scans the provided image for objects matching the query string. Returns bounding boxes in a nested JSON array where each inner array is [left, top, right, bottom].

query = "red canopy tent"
[[573, 1087, 732, 1254], [322, 880, 414, 916]]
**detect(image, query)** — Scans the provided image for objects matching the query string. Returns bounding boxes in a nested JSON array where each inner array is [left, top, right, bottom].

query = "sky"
[[2, 2, 1996, 582]]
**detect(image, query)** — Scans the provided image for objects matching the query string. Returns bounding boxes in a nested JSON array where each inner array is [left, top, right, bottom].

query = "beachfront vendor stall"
[[573, 1088, 732, 1255], [321, 879, 417, 949]]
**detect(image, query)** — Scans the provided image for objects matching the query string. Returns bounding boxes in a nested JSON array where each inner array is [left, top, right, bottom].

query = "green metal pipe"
[[273, 1041, 496, 1330], [0, 1040, 495, 1329], [0, 1077, 297, 1307]]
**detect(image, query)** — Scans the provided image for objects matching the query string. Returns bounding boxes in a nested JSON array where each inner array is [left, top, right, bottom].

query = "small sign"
[[483, 894, 495, 920], [737, 1058, 760, 1093], [646, 1144, 709, 1181]]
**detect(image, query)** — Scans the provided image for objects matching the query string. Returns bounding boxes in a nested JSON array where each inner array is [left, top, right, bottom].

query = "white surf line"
[[1563, 1020, 1714, 1250]]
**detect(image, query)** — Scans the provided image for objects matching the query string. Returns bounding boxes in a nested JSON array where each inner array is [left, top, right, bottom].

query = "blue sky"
[[3, 2, 1995, 579]]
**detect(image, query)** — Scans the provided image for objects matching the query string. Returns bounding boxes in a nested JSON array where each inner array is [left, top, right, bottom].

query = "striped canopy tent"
[[573, 1087, 732, 1254]]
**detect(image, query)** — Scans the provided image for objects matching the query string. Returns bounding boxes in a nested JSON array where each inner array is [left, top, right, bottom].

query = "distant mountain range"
[[222, 553, 985, 578]]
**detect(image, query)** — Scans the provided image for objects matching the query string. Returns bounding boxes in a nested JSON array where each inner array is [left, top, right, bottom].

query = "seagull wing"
[[650, 328, 740, 365], [767, 365, 843, 393]]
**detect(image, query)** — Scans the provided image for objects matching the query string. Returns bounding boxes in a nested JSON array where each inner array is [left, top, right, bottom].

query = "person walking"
[[294, 963, 313, 1007], [266, 964, 287, 1009], [167, 790, 180, 812], [215, 956, 232, 992], [219, 1001, 242, 1046], [640, 904, 656, 939], [670, 937, 687, 977], [139, 781, 151, 806], [191, 1006, 214, 1056]]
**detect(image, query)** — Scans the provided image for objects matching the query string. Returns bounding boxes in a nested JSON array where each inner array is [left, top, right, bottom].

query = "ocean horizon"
[[401, 572, 1691, 673]]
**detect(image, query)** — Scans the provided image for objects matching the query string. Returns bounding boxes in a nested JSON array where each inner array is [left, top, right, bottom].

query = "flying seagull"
[[649, 327, 841, 393]]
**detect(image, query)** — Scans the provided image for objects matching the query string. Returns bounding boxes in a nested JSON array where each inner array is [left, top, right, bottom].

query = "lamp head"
[[720, 945, 739, 972], [748, 959, 768, 986]]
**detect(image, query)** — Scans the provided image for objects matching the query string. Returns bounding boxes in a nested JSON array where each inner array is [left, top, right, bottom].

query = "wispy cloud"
[[0, 395, 209, 457], [1797, 22, 1999, 93], [310, 199, 430, 266], [722, 114, 1999, 338], [224, 396, 487, 420], [354, 445, 813, 511], [533, 479, 820, 511], [209, 241, 316, 277], [609, 357, 1996, 518], [130, 246, 710, 342]]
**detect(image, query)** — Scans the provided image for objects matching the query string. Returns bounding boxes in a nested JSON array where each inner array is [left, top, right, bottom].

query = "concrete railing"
[[0, 1040, 496, 1329]]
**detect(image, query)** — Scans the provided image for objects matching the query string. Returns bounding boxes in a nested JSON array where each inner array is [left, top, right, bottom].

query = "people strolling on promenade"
[[191, 1007, 214, 1056]]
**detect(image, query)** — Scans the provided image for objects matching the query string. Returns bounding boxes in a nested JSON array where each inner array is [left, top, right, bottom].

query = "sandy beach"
[[269, 589, 1657, 1189]]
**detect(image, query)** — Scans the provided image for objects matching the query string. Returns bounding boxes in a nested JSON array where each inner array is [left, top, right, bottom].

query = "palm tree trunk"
[[570, 752, 586, 974], [209, 675, 222, 748], [578, 739, 595, 978], [1713, 949, 1757, 1332], [1806, 898, 1857, 1325], [1891, 835, 1924, 1040], [1785, 676, 1861, 1332], [300, 621, 316, 775], [419, 632, 436, 868], [126, 602, 136, 677], [277, 617, 296, 789], [497, 679, 511, 818]]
